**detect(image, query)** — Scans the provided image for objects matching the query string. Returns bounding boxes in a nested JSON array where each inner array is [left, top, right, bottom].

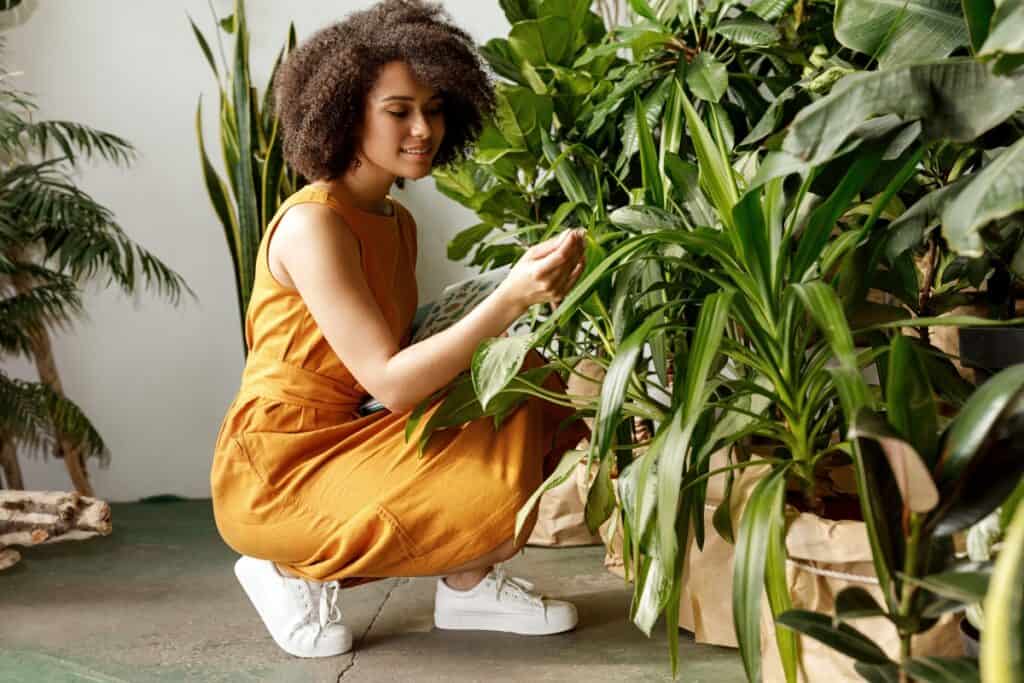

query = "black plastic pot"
[[960, 617, 981, 658], [959, 327, 1024, 375]]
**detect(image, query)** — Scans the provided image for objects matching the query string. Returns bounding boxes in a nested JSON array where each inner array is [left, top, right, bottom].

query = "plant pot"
[[526, 458, 603, 547], [959, 326, 1024, 374], [959, 616, 980, 659], [677, 448, 772, 647], [760, 512, 964, 683]]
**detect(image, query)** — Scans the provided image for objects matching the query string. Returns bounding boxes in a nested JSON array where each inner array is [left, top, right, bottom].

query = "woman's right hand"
[[499, 229, 587, 313]]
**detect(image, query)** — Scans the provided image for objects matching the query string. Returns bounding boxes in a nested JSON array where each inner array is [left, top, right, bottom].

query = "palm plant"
[[191, 0, 298, 354], [0, 48, 190, 494]]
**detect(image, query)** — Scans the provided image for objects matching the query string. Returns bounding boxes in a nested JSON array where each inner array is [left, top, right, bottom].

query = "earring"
[[352, 156, 362, 169]]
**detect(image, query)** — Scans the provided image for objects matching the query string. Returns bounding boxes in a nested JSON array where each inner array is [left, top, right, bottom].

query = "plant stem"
[[897, 513, 925, 676]]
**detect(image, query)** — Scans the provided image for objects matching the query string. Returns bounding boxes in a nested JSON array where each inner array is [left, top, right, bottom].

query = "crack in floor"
[[337, 577, 409, 681]]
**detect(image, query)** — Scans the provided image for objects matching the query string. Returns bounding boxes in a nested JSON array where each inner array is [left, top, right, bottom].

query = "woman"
[[210, 0, 591, 659]]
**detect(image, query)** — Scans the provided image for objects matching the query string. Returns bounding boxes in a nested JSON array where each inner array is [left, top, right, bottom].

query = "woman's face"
[[357, 61, 446, 181]]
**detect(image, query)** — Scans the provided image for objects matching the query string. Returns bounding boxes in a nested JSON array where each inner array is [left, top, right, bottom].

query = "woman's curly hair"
[[274, 0, 496, 182]]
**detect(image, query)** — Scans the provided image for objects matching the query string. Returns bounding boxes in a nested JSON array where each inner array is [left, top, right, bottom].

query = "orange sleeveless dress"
[[211, 185, 589, 586]]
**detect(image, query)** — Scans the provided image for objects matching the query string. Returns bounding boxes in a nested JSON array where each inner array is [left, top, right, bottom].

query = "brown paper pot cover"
[[526, 458, 603, 547], [760, 512, 963, 683], [678, 450, 771, 647]]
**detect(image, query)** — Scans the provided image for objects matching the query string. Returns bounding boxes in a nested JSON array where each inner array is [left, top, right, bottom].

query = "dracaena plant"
[[191, 0, 299, 354], [775, 355, 1024, 683]]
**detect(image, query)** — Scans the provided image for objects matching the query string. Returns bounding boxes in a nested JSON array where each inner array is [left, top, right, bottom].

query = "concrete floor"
[[0, 499, 745, 682]]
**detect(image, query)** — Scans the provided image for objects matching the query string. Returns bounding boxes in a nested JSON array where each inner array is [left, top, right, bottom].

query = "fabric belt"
[[239, 352, 364, 413]]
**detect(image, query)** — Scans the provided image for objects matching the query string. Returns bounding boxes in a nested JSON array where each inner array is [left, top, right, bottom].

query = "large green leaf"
[[979, 0, 1024, 73], [681, 92, 739, 226], [784, 59, 1024, 167], [835, 586, 887, 621], [776, 610, 892, 666], [657, 291, 733, 584], [591, 312, 661, 465], [850, 409, 940, 513], [471, 335, 536, 410], [904, 564, 991, 603], [508, 16, 572, 66], [635, 93, 664, 209], [885, 334, 940, 466], [834, 0, 969, 68], [942, 137, 1024, 257], [981, 503, 1024, 681], [903, 657, 980, 683], [936, 364, 1024, 487], [748, 0, 795, 21], [734, 467, 789, 682], [962, 0, 995, 51], [228, 3, 260, 319], [685, 52, 729, 103], [791, 145, 884, 282], [715, 12, 781, 46]]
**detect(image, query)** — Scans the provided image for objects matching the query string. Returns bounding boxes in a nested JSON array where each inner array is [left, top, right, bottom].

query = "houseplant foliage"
[[0, 47, 189, 494], [776, 359, 1024, 683], [191, 0, 299, 353], [423, 0, 1024, 679]]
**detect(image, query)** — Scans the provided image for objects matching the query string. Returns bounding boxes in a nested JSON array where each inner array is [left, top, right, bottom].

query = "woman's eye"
[[387, 111, 407, 118]]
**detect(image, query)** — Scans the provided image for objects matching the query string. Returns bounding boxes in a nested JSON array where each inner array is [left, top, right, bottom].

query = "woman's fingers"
[[535, 230, 583, 277], [529, 229, 573, 260]]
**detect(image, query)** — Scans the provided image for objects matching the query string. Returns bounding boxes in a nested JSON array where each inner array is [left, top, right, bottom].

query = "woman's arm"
[[273, 203, 584, 413]]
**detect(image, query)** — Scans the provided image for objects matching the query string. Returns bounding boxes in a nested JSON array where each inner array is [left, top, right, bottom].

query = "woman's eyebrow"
[[380, 94, 444, 103]]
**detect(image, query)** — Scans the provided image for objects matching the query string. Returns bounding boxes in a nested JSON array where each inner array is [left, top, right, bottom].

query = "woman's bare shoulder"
[[270, 202, 361, 287]]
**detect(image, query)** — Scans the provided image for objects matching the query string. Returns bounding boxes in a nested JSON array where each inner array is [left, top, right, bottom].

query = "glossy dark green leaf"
[[850, 409, 940, 514], [903, 565, 991, 603], [885, 334, 940, 466], [784, 60, 1024, 167], [835, 586, 886, 622], [635, 93, 664, 209], [791, 145, 883, 282], [962, 0, 995, 51], [903, 656, 980, 683], [937, 364, 1024, 487], [714, 12, 781, 46], [776, 610, 892, 665], [685, 52, 728, 103]]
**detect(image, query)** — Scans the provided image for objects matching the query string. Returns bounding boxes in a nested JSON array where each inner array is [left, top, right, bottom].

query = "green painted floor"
[[0, 499, 745, 682]]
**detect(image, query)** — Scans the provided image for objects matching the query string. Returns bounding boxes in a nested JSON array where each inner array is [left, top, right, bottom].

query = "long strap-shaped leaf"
[[656, 291, 733, 583], [981, 502, 1024, 682], [733, 465, 790, 683]]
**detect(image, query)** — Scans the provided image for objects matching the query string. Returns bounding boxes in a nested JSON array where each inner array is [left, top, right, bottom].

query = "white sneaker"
[[234, 555, 353, 658], [434, 566, 578, 636]]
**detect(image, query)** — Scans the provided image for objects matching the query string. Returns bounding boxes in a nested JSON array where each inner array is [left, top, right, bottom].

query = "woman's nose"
[[411, 113, 432, 138]]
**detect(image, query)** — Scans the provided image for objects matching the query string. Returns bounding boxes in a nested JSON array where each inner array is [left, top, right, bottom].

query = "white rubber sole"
[[433, 607, 577, 636]]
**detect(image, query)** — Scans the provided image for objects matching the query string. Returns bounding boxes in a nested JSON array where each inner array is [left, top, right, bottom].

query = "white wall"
[[3, 1, 506, 501]]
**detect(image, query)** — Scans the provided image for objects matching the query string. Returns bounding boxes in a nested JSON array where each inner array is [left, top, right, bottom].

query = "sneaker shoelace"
[[490, 566, 543, 608], [318, 580, 343, 629]]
